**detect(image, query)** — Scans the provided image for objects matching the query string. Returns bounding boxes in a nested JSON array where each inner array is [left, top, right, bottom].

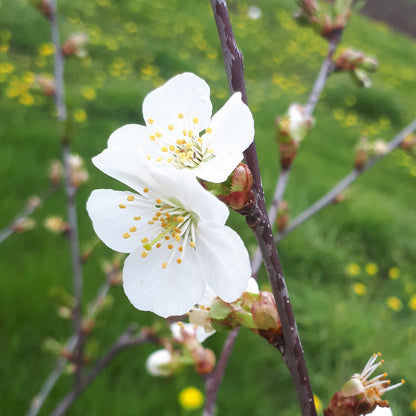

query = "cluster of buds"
[[201, 163, 255, 214], [48, 154, 89, 188], [29, 0, 52, 19], [276, 200, 290, 232], [32, 74, 56, 98], [295, 0, 353, 39], [324, 353, 404, 416], [12, 217, 36, 234], [62, 33, 89, 58], [400, 133, 416, 156], [43, 215, 70, 235], [276, 104, 314, 168], [189, 278, 282, 347], [334, 49, 378, 88], [354, 137, 388, 169], [145, 322, 215, 377]]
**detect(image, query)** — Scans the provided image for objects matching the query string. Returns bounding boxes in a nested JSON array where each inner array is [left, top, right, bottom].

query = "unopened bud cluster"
[[335, 49, 378, 88], [62, 33, 89, 58], [276, 201, 290, 232], [145, 322, 215, 377], [400, 134, 416, 156], [295, 0, 353, 39], [49, 154, 89, 188], [354, 137, 388, 169], [202, 163, 254, 214], [276, 104, 314, 168]]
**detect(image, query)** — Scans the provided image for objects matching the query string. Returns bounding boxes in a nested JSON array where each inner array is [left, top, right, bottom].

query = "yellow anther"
[[162, 262, 168, 269], [208, 148, 214, 153], [175, 235, 181, 242], [169, 145, 175, 151], [156, 157, 163, 162], [141, 237, 149, 243], [155, 132, 162, 138], [146, 155, 151, 160], [161, 146, 168, 152], [165, 236, 170, 240], [176, 258, 182, 264], [182, 130, 187, 136], [188, 130, 193, 138], [168, 244, 173, 249], [141, 251, 148, 258], [167, 158, 173, 163], [178, 113, 184, 119], [156, 243, 162, 248], [186, 143, 193, 149], [149, 135, 156, 141], [190, 241, 195, 248], [168, 124, 174, 131], [129, 226, 137, 232], [178, 246, 183, 252], [123, 232, 131, 239], [143, 188, 149, 193], [156, 212, 162, 217], [152, 216, 159, 221], [177, 216, 185, 222], [148, 118, 154, 124], [148, 220, 154, 225], [197, 137, 202, 143], [127, 195, 135, 201], [155, 198, 162, 204], [193, 117, 199, 124], [119, 204, 126, 209], [206, 127, 212, 133], [134, 216, 141, 221]]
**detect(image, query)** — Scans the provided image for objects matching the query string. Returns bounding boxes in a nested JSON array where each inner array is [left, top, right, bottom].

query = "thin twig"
[[277, 117, 416, 242], [0, 186, 58, 244], [26, 267, 118, 416], [50, 326, 157, 416], [203, 327, 240, 416], [210, 1, 316, 415], [49, 0, 84, 388], [251, 33, 342, 276]]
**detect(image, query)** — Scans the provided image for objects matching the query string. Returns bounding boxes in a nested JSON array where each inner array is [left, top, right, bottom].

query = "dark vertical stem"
[[210, 1, 316, 415], [49, 0, 84, 388]]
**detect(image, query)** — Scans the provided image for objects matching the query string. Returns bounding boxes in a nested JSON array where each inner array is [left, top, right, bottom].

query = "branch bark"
[[49, 0, 85, 388], [210, 1, 316, 415], [50, 326, 157, 416], [277, 117, 416, 242]]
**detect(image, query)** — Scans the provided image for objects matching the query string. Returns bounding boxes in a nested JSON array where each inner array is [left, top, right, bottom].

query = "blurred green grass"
[[1, 0, 416, 415]]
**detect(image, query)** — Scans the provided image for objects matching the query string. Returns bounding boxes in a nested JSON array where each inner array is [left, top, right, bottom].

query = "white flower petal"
[[192, 145, 244, 183], [123, 247, 206, 318], [170, 322, 214, 343], [364, 407, 393, 416], [107, 124, 149, 150], [207, 92, 254, 153], [145, 349, 172, 377], [245, 277, 260, 294], [93, 149, 229, 224], [197, 222, 250, 302], [143, 73, 212, 132], [87, 189, 155, 253]]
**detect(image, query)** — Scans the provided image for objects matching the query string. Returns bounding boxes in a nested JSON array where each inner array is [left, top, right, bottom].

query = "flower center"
[[147, 113, 215, 169], [119, 192, 199, 269]]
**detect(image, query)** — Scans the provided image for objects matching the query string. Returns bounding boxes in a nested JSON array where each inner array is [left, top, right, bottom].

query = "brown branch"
[[0, 186, 58, 244], [49, 0, 84, 388], [276, 117, 416, 242], [50, 326, 157, 416], [251, 31, 342, 276], [210, 1, 316, 415]]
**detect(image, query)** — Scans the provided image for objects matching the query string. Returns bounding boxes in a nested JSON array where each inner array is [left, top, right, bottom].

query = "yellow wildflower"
[[353, 283, 366, 296], [178, 387, 204, 410], [38, 43, 56, 56], [346, 263, 361, 276], [365, 263, 378, 276], [386, 296, 403, 312], [388, 267, 400, 280], [74, 109, 87, 123], [408, 294, 416, 311]]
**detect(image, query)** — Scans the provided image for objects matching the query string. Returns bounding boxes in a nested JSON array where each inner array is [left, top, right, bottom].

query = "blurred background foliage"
[[0, 0, 415, 415]]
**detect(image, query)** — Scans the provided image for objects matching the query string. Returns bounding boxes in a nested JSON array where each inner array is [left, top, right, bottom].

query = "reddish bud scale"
[[354, 149, 368, 169], [279, 139, 299, 168]]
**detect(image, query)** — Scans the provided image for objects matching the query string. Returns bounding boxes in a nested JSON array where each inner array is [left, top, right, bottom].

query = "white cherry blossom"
[[106, 72, 254, 183], [87, 149, 251, 318]]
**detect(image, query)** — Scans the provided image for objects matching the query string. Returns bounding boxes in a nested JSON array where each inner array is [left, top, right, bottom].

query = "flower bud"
[[12, 217, 36, 234], [146, 349, 178, 377], [32, 74, 56, 97], [69, 154, 89, 188], [44, 215, 69, 235], [276, 200, 290, 232], [29, 0, 52, 19], [62, 33, 89, 58], [203, 163, 255, 213], [190, 345, 216, 375], [251, 291, 281, 331], [49, 159, 64, 185], [400, 134, 416, 153]]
